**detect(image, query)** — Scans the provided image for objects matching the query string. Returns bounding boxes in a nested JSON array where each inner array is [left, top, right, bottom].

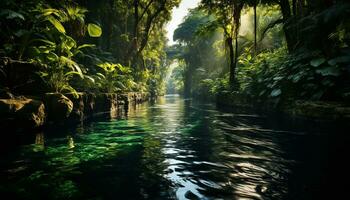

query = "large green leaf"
[[87, 23, 102, 37], [41, 8, 59, 17], [84, 75, 95, 83], [59, 56, 83, 78], [47, 52, 59, 61], [47, 16, 65, 34], [63, 35, 76, 50], [96, 73, 106, 79], [116, 64, 131, 73]]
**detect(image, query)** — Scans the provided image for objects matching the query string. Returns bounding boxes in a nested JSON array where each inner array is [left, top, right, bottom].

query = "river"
[[0, 95, 347, 199]]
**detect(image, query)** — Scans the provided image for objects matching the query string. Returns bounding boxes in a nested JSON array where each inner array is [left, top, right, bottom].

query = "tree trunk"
[[254, 4, 257, 54], [234, 35, 239, 82], [292, 0, 297, 16], [227, 37, 235, 87], [279, 0, 296, 52], [133, 0, 139, 43]]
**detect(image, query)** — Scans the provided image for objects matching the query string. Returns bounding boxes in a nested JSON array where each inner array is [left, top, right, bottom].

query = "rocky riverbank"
[[0, 92, 149, 132]]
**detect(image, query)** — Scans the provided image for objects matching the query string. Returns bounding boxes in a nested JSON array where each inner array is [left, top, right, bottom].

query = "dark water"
[[0, 95, 348, 199]]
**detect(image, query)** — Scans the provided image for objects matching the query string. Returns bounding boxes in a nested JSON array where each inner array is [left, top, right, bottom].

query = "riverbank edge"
[[216, 92, 350, 121], [0, 92, 150, 132]]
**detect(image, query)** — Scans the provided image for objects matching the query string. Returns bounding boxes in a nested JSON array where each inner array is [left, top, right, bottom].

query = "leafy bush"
[[0, 2, 105, 96], [238, 46, 350, 104], [195, 76, 230, 99], [94, 62, 133, 93]]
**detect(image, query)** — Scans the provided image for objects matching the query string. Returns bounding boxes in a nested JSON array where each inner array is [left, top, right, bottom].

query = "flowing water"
[[0, 95, 347, 199]]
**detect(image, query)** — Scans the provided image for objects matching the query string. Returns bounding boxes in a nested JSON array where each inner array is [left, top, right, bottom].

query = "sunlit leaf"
[[65, 71, 83, 77], [64, 35, 76, 50], [41, 8, 59, 16], [59, 56, 83, 78], [47, 52, 58, 61], [77, 44, 96, 50], [85, 75, 95, 83], [87, 23, 102, 37], [96, 73, 106, 79], [47, 16, 66, 33], [61, 85, 79, 98], [116, 64, 131, 73]]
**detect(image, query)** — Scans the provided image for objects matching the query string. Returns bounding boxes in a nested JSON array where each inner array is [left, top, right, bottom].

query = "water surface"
[[0, 95, 345, 199]]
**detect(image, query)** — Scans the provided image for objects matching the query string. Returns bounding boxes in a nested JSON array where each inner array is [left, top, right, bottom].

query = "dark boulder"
[[0, 97, 46, 130], [44, 93, 73, 121], [0, 57, 48, 95]]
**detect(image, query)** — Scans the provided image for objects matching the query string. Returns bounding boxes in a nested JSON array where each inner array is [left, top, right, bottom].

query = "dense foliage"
[[170, 0, 350, 105], [1, 0, 349, 106], [0, 0, 180, 97]]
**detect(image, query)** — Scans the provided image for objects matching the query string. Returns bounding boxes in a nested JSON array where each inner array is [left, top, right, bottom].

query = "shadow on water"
[[0, 95, 349, 199]]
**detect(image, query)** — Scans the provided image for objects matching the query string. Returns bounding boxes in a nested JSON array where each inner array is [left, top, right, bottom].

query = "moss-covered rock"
[[44, 93, 73, 121], [0, 97, 46, 129]]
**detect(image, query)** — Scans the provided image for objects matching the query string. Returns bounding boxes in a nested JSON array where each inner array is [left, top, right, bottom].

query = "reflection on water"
[[0, 95, 340, 199], [67, 136, 75, 149]]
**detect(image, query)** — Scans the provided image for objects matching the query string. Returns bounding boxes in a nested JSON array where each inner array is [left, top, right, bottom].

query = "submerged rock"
[[0, 97, 46, 129], [44, 93, 73, 121]]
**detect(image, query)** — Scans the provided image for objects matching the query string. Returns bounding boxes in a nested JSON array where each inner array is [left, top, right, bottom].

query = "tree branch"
[[260, 18, 284, 42]]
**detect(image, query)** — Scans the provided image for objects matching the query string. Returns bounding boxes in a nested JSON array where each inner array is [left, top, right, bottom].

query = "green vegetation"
[[1, 1, 349, 198], [0, 0, 180, 97], [170, 0, 350, 106], [1, 0, 349, 108]]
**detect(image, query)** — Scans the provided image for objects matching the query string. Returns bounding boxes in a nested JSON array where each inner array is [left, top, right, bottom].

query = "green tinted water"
[[0, 95, 343, 199]]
